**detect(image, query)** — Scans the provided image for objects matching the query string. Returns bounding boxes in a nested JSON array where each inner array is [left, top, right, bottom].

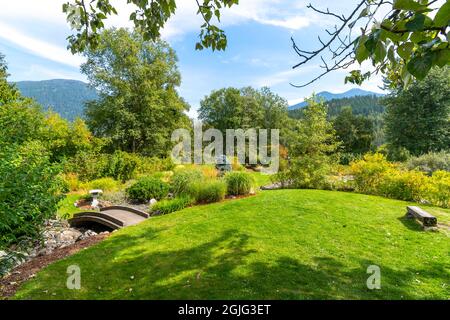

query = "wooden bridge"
[[69, 206, 149, 230]]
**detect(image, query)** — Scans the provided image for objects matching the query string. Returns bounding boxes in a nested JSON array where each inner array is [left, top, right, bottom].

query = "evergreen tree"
[[384, 67, 450, 157]]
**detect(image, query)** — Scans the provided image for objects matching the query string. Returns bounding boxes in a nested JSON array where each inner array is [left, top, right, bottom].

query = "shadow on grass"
[[16, 228, 450, 300], [397, 216, 425, 232]]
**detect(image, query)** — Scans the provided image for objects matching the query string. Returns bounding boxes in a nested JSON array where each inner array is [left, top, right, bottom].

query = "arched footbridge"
[[69, 206, 149, 230]]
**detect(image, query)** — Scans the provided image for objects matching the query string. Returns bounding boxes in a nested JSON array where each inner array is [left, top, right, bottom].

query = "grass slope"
[[14, 190, 450, 300]]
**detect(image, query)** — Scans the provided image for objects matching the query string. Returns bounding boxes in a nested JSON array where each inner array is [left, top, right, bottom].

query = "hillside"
[[13, 190, 450, 300], [289, 88, 384, 111], [15, 79, 98, 121], [288, 94, 385, 119]]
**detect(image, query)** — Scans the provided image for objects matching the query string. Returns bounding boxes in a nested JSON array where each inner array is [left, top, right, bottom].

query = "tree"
[[63, 0, 239, 54], [82, 28, 190, 156], [63, 1, 450, 87], [384, 66, 450, 157], [0, 53, 64, 253], [0, 53, 20, 105], [291, 1, 450, 87], [279, 97, 340, 189], [333, 106, 375, 162], [199, 86, 289, 132]]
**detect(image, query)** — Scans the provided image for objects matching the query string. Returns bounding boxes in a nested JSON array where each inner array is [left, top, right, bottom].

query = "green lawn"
[[57, 193, 93, 219], [15, 190, 450, 300]]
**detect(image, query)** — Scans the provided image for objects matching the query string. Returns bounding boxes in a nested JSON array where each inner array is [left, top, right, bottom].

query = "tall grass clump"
[[225, 172, 254, 196]]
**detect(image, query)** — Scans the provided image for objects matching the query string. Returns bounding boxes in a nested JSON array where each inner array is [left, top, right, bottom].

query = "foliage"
[[0, 142, 63, 249], [0, 55, 65, 250], [0, 53, 20, 105], [0, 98, 44, 147], [150, 196, 194, 216], [199, 86, 289, 134], [61, 173, 83, 192], [427, 171, 450, 208], [63, 0, 239, 53], [170, 168, 204, 197], [333, 106, 375, 160], [103, 151, 140, 182], [187, 180, 227, 204], [406, 151, 450, 174], [277, 97, 340, 189], [82, 28, 190, 156], [40, 112, 94, 162], [350, 153, 450, 206], [350, 153, 397, 195], [290, 1, 450, 87], [64, 151, 109, 181], [14, 190, 450, 300], [288, 95, 385, 119], [80, 177, 120, 193], [136, 157, 175, 176], [384, 67, 450, 156], [126, 177, 170, 203], [224, 172, 254, 196]]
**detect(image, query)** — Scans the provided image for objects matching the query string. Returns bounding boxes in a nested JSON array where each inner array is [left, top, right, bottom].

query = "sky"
[[0, 0, 386, 118]]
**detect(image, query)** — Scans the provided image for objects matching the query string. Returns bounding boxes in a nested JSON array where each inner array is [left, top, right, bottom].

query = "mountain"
[[288, 88, 384, 110], [15, 79, 98, 121]]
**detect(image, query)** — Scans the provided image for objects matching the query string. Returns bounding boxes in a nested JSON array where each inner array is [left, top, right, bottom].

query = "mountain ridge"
[[289, 88, 384, 110], [14, 79, 98, 121]]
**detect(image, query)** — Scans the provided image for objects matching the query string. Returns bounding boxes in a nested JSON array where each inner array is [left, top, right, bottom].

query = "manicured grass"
[[15, 190, 449, 300], [56, 194, 85, 219], [246, 171, 273, 188]]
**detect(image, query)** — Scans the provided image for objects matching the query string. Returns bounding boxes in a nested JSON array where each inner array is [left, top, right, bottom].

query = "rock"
[[78, 230, 98, 241], [59, 229, 83, 242], [149, 199, 158, 206]]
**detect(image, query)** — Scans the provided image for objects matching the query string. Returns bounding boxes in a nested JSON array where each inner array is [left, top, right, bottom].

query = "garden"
[[1, 0, 450, 300]]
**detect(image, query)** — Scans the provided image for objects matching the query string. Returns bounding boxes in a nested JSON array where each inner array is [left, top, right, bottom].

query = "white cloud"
[[0, 21, 84, 68], [254, 64, 319, 87], [17, 65, 87, 82]]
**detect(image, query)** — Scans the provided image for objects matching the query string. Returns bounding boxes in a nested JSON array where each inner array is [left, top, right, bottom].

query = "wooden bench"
[[406, 206, 437, 227]]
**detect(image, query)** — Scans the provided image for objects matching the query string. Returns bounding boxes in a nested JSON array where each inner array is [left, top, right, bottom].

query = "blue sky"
[[0, 0, 385, 118]]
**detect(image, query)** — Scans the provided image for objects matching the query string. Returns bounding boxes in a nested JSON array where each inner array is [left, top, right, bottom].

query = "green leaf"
[[374, 42, 387, 63], [405, 13, 426, 31], [434, 1, 450, 27], [432, 49, 450, 67], [397, 42, 414, 60], [355, 35, 370, 63], [393, 0, 425, 11], [407, 53, 433, 79], [364, 31, 381, 54]]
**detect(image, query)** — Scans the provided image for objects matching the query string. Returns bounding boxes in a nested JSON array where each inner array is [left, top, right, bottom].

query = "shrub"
[[100, 191, 127, 205], [81, 177, 120, 192], [126, 177, 170, 202], [150, 196, 194, 215], [225, 172, 254, 196], [64, 151, 109, 181], [0, 142, 63, 249], [350, 153, 395, 195], [61, 173, 82, 192], [137, 157, 175, 175], [187, 180, 227, 204], [378, 170, 428, 202], [231, 157, 245, 171], [171, 169, 204, 196], [406, 151, 450, 174], [201, 165, 219, 179], [104, 150, 140, 182], [426, 171, 450, 208]]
